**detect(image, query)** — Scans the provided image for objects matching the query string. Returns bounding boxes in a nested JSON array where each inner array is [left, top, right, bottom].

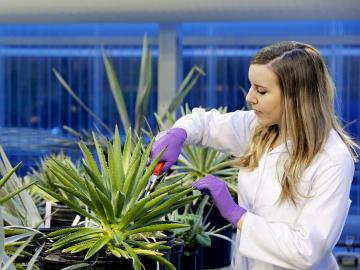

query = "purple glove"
[[148, 128, 187, 172], [192, 175, 246, 227]]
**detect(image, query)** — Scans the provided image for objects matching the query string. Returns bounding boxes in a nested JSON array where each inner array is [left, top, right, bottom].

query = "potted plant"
[[26, 153, 85, 228], [36, 126, 198, 270], [0, 146, 43, 229], [168, 195, 233, 270], [0, 146, 43, 269]]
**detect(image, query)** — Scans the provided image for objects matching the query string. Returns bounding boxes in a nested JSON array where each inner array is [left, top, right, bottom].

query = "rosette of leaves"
[[36, 126, 198, 270], [27, 152, 83, 204]]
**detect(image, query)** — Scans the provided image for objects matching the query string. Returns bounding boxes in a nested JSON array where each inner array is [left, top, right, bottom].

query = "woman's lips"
[[254, 109, 261, 115]]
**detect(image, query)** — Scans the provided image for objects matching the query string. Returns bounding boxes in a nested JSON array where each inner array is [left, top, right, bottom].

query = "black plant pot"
[[50, 202, 83, 227], [39, 252, 134, 270], [203, 203, 233, 268], [15, 227, 60, 263], [181, 245, 203, 270], [140, 231, 176, 270], [170, 239, 184, 270], [19, 226, 86, 264]]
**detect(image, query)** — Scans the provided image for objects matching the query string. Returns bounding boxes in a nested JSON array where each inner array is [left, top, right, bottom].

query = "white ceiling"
[[0, 0, 359, 23]]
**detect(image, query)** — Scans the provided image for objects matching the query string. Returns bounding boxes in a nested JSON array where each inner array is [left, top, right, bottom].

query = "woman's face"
[[246, 64, 283, 127]]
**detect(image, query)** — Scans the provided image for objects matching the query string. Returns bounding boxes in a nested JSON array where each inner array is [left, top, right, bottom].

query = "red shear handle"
[[153, 162, 165, 176]]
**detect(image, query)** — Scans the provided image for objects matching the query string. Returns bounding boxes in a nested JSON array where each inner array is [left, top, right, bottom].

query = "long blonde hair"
[[236, 41, 358, 205]]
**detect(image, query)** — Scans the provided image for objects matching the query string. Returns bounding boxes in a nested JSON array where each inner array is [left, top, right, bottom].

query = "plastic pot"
[[181, 245, 203, 270], [140, 231, 176, 270], [39, 253, 133, 270], [170, 238, 184, 270], [203, 203, 233, 268]]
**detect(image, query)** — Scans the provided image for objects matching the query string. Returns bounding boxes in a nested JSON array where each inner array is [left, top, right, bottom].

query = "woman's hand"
[[148, 128, 187, 172], [192, 175, 246, 226]]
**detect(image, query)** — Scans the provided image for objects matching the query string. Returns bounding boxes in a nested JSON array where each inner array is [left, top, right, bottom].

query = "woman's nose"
[[246, 88, 257, 105]]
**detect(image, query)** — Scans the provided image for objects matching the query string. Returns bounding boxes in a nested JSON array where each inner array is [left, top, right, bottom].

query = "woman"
[[149, 41, 358, 269]]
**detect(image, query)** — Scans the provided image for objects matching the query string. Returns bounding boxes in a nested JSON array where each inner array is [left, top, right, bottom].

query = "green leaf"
[[47, 158, 86, 192], [146, 255, 176, 270], [122, 242, 141, 270], [96, 188, 115, 222], [117, 198, 148, 230], [122, 128, 132, 173], [113, 191, 126, 218], [83, 177, 108, 221], [122, 156, 141, 199], [113, 125, 125, 191], [26, 242, 45, 270], [1, 232, 35, 270], [63, 240, 97, 254], [36, 185, 98, 222], [164, 66, 205, 118], [85, 235, 111, 260], [135, 35, 152, 134], [53, 68, 111, 134], [0, 181, 36, 205], [141, 188, 192, 221], [127, 145, 165, 208], [52, 228, 100, 248], [128, 137, 143, 170], [102, 48, 131, 132], [52, 183, 94, 209], [47, 227, 87, 237], [148, 180, 183, 198], [92, 132, 110, 192], [83, 163, 107, 194], [124, 223, 188, 237], [79, 141, 101, 177], [0, 162, 21, 190], [107, 141, 118, 196], [196, 232, 211, 247]]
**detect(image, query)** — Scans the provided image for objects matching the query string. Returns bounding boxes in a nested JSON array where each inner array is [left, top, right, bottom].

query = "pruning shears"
[[144, 162, 165, 196]]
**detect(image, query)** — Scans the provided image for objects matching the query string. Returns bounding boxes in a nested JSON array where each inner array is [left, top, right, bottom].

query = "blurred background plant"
[[0, 147, 43, 269], [169, 196, 232, 251], [52, 35, 205, 148], [0, 146, 42, 228], [26, 152, 83, 205]]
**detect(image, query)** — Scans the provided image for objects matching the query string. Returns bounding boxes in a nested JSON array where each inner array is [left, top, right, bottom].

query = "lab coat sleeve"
[[238, 153, 354, 269], [172, 108, 256, 157]]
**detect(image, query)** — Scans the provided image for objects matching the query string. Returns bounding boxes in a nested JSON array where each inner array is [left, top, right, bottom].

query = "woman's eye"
[[257, 89, 267, 95]]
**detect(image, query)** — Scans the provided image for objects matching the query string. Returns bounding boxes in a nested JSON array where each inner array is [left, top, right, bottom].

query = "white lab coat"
[[173, 108, 354, 270]]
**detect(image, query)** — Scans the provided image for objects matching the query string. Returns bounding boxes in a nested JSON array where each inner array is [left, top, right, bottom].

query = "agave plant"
[[51, 35, 205, 147], [0, 147, 43, 269], [169, 195, 233, 251], [26, 152, 83, 204], [0, 146, 42, 228], [36, 126, 198, 270]]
